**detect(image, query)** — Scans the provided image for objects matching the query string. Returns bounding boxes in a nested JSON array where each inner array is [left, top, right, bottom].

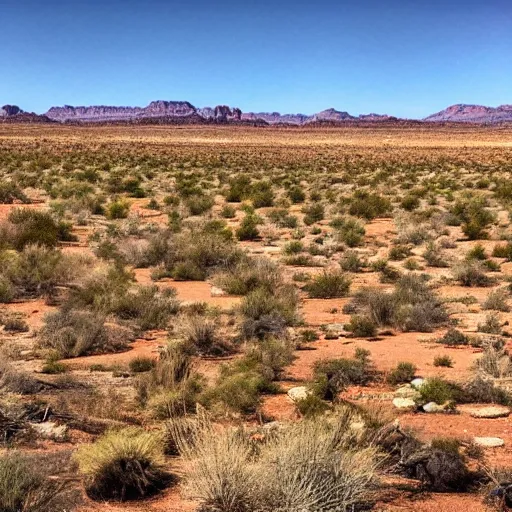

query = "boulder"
[[287, 386, 310, 402], [392, 398, 417, 410], [394, 385, 421, 401], [423, 402, 445, 413], [474, 437, 505, 448], [411, 378, 425, 389]]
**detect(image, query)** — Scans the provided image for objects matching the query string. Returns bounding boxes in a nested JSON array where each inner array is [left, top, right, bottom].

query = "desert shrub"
[[181, 315, 231, 356], [389, 244, 412, 261], [460, 376, 511, 405], [112, 285, 179, 329], [466, 243, 487, 261], [483, 288, 510, 312], [453, 260, 493, 287], [302, 203, 324, 225], [0, 452, 70, 512], [226, 175, 252, 202], [287, 185, 306, 204], [175, 410, 379, 512], [41, 359, 68, 374], [332, 216, 365, 247], [349, 190, 391, 220], [387, 362, 417, 385], [283, 240, 303, 255], [39, 309, 124, 358], [267, 208, 298, 228], [419, 377, 461, 405], [423, 241, 449, 267], [451, 193, 495, 240], [250, 181, 274, 208], [186, 194, 214, 215], [0, 361, 42, 394], [476, 344, 512, 378], [220, 204, 236, 218], [340, 250, 366, 272], [240, 285, 299, 340], [433, 355, 453, 367], [350, 275, 448, 332], [400, 194, 420, 211], [136, 343, 203, 417], [345, 315, 377, 337], [304, 270, 351, 298], [493, 242, 512, 260], [107, 199, 130, 219], [295, 394, 331, 417], [2, 244, 64, 298], [129, 356, 156, 373], [312, 350, 374, 401], [75, 427, 169, 501], [0, 276, 14, 303], [236, 214, 259, 240], [436, 328, 469, 346], [5, 208, 68, 249], [0, 182, 29, 204], [214, 256, 282, 295], [478, 312, 502, 334]]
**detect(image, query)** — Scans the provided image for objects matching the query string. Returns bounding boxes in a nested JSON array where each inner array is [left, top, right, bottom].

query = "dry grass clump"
[[75, 427, 170, 501], [39, 309, 126, 358], [0, 452, 73, 512], [173, 408, 379, 512]]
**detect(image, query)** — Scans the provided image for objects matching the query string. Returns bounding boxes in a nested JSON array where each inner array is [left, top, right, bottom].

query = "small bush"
[[129, 357, 156, 373], [419, 377, 461, 405], [345, 315, 377, 337], [340, 250, 366, 272], [236, 214, 259, 240], [75, 427, 169, 501], [483, 288, 510, 312], [436, 328, 469, 346], [304, 270, 351, 298], [387, 362, 416, 385], [349, 190, 391, 220], [181, 315, 231, 356], [433, 355, 453, 368], [302, 203, 324, 225], [453, 260, 493, 287], [0, 452, 70, 512], [107, 199, 130, 219]]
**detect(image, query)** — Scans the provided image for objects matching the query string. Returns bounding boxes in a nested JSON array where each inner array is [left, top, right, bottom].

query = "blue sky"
[[1, 0, 511, 118]]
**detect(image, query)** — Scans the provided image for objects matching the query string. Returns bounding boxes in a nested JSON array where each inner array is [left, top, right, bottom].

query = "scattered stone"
[[287, 386, 310, 402], [469, 406, 510, 419], [411, 378, 425, 389], [474, 437, 504, 448], [30, 421, 67, 441], [392, 398, 417, 410], [423, 402, 445, 413], [394, 385, 421, 401], [210, 285, 226, 297]]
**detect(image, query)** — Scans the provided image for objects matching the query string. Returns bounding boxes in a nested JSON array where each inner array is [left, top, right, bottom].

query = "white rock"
[[474, 437, 505, 448], [395, 385, 421, 401], [411, 378, 425, 389], [210, 285, 226, 297], [469, 406, 511, 419], [392, 398, 416, 410], [30, 422, 67, 441], [423, 402, 444, 413], [287, 386, 310, 402]]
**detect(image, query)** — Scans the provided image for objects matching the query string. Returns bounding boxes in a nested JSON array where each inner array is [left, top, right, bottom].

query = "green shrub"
[[453, 260, 493, 287], [304, 270, 351, 298], [386, 362, 416, 385], [345, 315, 377, 337], [41, 360, 68, 374], [107, 199, 130, 219], [451, 193, 495, 240], [250, 181, 274, 208], [0, 453, 69, 512], [295, 394, 331, 417], [349, 191, 391, 220], [181, 315, 231, 356], [433, 355, 453, 368], [340, 250, 366, 272], [221, 204, 236, 218], [287, 186, 306, 204], [482, 288, 510, 312], [419, 377, 461, 405], [331, 216, 365, 247], [0, 182, 29, 204], [75, 427, 169, 501], [492, 242, 512, 260], [436, 328, 469, 346], [236, 214, 259, 240], [302, 203, 324, 225], [129, 357, 156, 373], [186, 194, 214, 215]]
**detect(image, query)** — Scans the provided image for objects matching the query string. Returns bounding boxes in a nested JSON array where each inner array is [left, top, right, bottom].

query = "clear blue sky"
[[1, 0, 510, 118]]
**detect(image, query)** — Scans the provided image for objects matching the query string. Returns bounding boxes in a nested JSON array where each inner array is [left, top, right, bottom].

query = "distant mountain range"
[[2, 102, 512, 125]]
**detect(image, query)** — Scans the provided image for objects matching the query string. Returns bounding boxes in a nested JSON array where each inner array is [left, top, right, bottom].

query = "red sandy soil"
[[1, 298, 56, 330]]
